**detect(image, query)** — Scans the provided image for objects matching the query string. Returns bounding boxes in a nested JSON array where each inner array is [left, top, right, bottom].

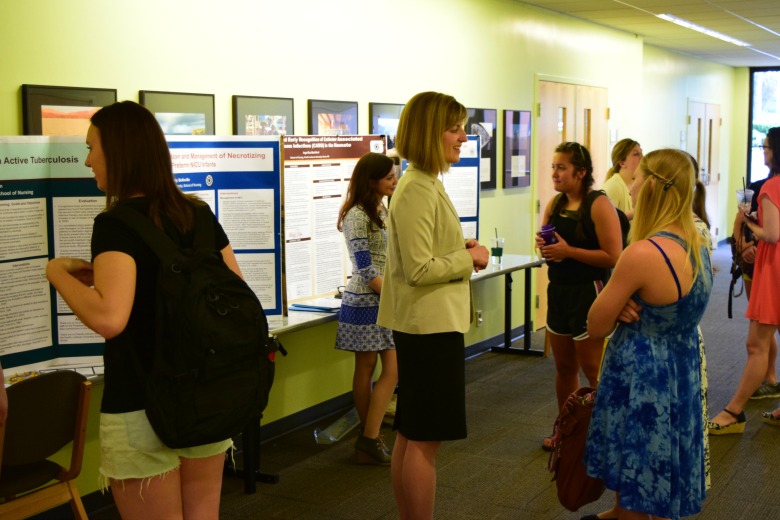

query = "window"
[[749, 68, 780, 182]]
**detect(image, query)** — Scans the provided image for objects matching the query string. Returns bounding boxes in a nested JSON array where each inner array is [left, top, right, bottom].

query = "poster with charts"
[[0, 136, 282, 374], [282, 135, 386, 305]]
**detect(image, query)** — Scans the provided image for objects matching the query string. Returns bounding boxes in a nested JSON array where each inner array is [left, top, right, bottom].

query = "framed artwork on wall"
[[232, 95, 294, 136], [139, 90, 215, 135], [368, 102, 404, 149], [21, 84, 117, 136], [503, 110, 532, 188], [308, 99, 358, 135], [466, 107, 497, 190]]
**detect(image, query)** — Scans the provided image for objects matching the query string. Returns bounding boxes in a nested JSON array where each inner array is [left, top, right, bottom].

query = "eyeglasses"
[[762, 145, 772, 150]]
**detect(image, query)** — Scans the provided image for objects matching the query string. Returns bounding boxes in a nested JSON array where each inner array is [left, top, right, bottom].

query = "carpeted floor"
[[64, 243, 780, 518]]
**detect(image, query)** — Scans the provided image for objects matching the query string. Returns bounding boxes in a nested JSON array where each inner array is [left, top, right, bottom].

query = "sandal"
[[762, 411, 780, 427], [542, 435, 553, 452], [708, 408, 746, 435]]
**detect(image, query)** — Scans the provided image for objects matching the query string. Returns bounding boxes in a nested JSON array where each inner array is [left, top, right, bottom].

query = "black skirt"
[[392, 330, 467, 441]]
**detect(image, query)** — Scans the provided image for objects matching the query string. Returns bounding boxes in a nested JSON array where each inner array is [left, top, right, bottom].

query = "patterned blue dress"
[[335, 205, 394, 352], [585, 232, 713, 519]]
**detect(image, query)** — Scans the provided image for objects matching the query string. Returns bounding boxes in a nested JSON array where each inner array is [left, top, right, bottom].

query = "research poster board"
[[167, 136, 283, 316], [0, 136, 282, 373], [282, 135, 386, 304], [443, 135, 480, 240]]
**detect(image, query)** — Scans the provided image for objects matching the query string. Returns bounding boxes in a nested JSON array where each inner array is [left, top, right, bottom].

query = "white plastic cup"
[[736, 188, 754, 213], [491, 237, 504, 265]]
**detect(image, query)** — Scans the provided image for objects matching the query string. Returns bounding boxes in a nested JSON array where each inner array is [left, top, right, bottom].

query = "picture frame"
[[503, 110, 532, 188], [368, 102, 404, 149], [466, 108, 498, 190], [232, 95, 294, 136], [21, 84, 117, 136], [139, 90, 215, 135], [308, 99, 358, 136]]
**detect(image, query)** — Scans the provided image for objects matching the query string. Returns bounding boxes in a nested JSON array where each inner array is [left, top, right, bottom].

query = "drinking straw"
[[743, 178, 747, 203], [495, 227, 498, 239]]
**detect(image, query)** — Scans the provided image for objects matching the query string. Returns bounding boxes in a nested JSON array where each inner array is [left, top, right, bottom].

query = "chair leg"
[[67, 480, 88, 520]]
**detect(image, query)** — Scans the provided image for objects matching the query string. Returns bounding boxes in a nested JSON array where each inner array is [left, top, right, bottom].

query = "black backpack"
[[554, 190, 629, 249], [110, 203, 276, 449]]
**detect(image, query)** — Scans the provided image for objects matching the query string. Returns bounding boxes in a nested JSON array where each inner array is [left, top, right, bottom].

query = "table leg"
[[490, 267, 544, 356]]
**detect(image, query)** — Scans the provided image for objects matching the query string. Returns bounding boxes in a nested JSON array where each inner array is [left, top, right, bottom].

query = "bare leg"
[[180, 453, 225, 520], [711, 321, 777, 426], [549, 332, 578, 411], [766, 333, 778, 383], [362, 350, 398, 439], [353, 351, 379, 428], [392, 432, 440, 520], [743, 280, 776, 384], [391, 433, 409, 518], [574, 335, 605, 388], [110, 470, 184, 520]]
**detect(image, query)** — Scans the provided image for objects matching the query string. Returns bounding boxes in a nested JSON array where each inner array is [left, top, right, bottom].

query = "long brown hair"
[[90, 101, 200, 232], [337, 152, 394, 231]]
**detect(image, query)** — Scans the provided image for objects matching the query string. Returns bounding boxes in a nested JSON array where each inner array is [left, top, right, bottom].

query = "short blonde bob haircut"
[[395, 91, 467, 174], [631, 148, 707, 281]]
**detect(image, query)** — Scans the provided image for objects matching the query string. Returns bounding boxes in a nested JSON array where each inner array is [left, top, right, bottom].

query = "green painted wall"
[[1, 0, 747, 497]]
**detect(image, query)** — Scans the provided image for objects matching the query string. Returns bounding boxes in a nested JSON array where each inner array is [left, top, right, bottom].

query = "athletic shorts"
[[99, 410, 232, 486], [392, 330, 466, 441], [546, 280, 605, 340]]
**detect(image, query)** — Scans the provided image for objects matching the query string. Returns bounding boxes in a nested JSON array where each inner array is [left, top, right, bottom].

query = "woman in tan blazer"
[[377, 91, 489, 520]]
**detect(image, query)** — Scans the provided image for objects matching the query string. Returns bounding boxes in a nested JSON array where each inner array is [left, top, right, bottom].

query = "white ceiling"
[[515, 0, 780, 67]]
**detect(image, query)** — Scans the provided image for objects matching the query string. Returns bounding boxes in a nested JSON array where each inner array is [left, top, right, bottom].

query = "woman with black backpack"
[[46, 101, 233, 519]]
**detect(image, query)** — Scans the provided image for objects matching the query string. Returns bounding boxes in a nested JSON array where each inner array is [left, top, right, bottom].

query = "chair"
[[0, 371, 92, 520]]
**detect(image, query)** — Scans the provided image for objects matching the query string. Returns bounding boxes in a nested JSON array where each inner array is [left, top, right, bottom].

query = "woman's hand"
[[466, 241, 489, 271], [47, 258, 94, 286], [538, 232, 569, 262], [617, 298, 643, 323], [741, 244, 757, 264]]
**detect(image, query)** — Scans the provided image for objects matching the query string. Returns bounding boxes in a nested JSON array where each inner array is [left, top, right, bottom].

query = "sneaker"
[[750, 382, 780, 400]]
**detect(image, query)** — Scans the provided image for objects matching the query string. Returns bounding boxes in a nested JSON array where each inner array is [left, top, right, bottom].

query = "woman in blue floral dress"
[[336, 152, 398, 465], [585, 149, 713, 520]]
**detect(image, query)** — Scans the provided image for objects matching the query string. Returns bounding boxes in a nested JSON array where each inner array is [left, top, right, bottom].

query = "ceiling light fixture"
[[657, 13, 751, 47]]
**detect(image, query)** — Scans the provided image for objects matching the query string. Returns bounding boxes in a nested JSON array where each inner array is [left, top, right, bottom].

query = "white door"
[[535, 81, 608, 328], [687, 100, 721, 242]]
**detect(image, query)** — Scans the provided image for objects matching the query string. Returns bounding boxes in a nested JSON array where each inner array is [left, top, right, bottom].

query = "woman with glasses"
[[585, 148, 713, 520], [710, 127, 780, 433], [535, 141, 623, 451], [727, 136, 780, 402], [335, 152, 398, 465]]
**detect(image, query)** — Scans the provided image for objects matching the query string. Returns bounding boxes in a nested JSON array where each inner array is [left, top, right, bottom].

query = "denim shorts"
[[99, 410, 232, 486]]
